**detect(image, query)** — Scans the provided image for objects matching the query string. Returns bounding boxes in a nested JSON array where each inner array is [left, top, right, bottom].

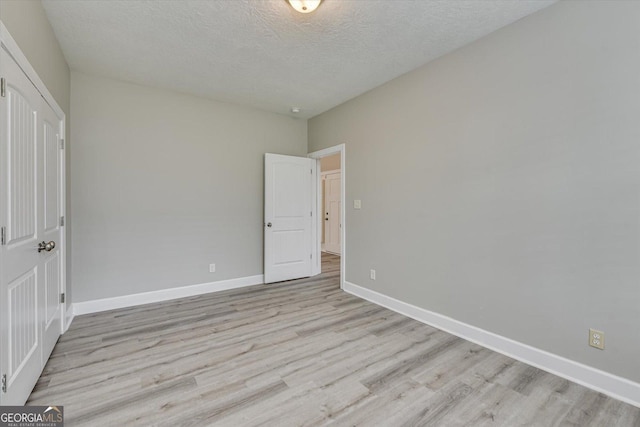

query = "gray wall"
[[309, 1, 640, 383], [71, 72, 307, 302], [0, 0, 73, 303]]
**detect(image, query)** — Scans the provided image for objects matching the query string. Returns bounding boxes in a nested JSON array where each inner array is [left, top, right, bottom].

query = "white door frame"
[[308, 144, 345, 288], [0, 22, 67, 329]]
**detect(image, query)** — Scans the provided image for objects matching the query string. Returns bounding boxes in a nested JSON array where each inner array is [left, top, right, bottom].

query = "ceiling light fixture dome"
[[288, 0, 322, 14]]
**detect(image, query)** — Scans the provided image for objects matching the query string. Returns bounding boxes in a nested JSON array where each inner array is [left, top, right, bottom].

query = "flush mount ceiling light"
[[287, 0, 322, 14]]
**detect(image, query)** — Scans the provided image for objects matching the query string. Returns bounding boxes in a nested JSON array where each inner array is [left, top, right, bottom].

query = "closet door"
[[0, 47, 64, 405]]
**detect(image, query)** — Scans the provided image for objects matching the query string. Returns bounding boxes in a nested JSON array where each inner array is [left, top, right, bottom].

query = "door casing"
[[308, 144, 345, 287]]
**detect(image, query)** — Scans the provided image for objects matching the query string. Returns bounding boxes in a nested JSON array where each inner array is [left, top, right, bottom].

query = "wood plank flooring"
[[29, 254, 640, 426]]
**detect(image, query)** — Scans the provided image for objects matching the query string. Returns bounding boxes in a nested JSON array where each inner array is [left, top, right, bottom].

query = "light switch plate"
[[354, 200, 362, 209]]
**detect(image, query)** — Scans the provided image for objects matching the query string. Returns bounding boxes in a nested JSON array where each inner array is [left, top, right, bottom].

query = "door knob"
[[37, 241, 56, 253], [266, 222, 272, 228]]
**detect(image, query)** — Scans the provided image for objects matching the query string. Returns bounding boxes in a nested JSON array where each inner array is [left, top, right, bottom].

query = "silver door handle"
[[266, 222, 272, 228], [37, 241, 56, 253]]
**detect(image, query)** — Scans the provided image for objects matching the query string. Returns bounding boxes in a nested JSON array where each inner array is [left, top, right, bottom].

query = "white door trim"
[[308, 144, 345, 288], [0, 21, 67, 333], [0, 22, 65, 119]]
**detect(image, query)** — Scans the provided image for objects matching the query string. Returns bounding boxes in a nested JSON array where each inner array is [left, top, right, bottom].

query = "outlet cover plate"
[[589, 328, 605, 350]]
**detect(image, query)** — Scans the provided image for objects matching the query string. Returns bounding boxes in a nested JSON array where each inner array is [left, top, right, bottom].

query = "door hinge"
[[310, 253, 312, 259], [1, 374, 6, 393], [60, 293, 65, 304], [60, 216, 65, 227], [60, 138, 65, 149], [311, 168, 313, 174], [310, 211, 312, 217], [1, 226, 5, 245], [1, 78, 6, 97]]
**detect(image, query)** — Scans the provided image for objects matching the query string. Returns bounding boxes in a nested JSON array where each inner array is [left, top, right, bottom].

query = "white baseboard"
[[64, 306, 75, 332], [73, 275, 264, 316], [343, 281, 640, 408]]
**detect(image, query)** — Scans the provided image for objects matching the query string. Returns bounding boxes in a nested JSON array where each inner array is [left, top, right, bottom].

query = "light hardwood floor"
[[29, 254, 640, 426]]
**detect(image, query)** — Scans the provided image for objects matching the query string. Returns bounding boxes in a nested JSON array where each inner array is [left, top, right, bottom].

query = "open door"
[[264, 153, 314, 283]]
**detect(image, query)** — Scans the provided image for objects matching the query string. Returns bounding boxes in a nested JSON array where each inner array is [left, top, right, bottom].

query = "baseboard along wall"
[[343, 281, 640, 409], [72, 275, 264, 316]]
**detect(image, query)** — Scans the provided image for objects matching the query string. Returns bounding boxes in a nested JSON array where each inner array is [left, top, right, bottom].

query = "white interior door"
[[264, 153, 314, 283], [0, 47, 64, 405], [324, 171, 341, 255]]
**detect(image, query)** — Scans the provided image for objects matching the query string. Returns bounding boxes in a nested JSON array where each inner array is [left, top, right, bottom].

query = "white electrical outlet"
[[209, 263, 216, 273], [354, 200, 362, 209], [370, 269, 376, 280], [589, 329, 605, 350]]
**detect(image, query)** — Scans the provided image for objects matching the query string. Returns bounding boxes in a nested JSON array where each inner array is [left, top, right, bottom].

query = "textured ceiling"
[[42, 0, 556, 118]]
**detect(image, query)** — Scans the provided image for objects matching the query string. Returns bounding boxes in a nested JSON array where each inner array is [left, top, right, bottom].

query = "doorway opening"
[[321, 154, 341, 255], [308, 144, 345, 288]]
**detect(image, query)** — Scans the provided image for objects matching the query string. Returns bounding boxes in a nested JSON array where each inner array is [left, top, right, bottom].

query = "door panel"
[[44, 119, 60, 232], [8, 270, 38, 376], [8, 88, 37, 244], [273, 163, 308, 217], [6, 268, 41, 404], [264, 154, 313, 283], [273, 230, 306, 264]]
